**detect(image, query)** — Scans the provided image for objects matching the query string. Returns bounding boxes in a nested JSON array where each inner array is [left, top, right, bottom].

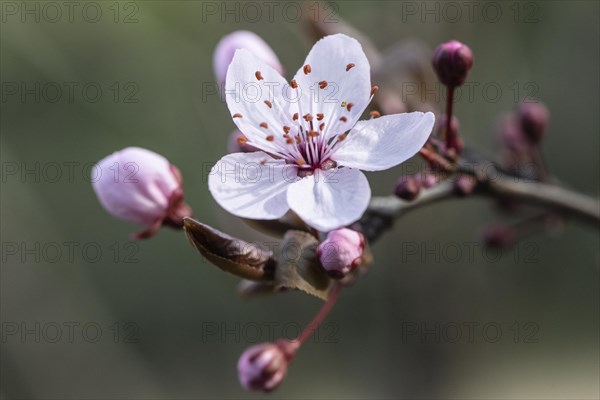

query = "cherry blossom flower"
[[209, 34, 435, 231]]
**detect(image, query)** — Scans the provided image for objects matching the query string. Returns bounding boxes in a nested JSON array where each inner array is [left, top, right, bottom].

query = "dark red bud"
[[394, 176, 421, 201], [517, 101, 549, 144], [453, 174, 477, 197], [432, 40, 474, 87], [483, 224, 516, 249]]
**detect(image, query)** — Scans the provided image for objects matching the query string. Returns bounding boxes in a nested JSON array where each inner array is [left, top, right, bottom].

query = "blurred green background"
[[1, 1, 599, 399]]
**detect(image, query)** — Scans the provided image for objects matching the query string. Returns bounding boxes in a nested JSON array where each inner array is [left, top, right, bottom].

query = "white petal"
[[225, 49, 296, 159], [291, 34, 372, 142], [208, 152, 298, 220], [332, 112, 435, 171], [287, 168, 370, 232]]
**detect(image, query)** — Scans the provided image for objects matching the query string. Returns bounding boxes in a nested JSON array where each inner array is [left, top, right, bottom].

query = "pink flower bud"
[[92, 147, 192, 239], [238, 341, 295, 392], [517, 101, 549, 144], [453, 174, 477, 197], [432, 40, 474, 87], [394, 175, 421, 201], [418, 172, 439, 189], [317, 228, 365, 279], [213, 31, 283, 89], [483, 224, 516, 249]]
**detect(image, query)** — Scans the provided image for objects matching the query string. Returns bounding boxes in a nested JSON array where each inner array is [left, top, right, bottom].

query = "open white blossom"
[[209, 34, 435, 231]]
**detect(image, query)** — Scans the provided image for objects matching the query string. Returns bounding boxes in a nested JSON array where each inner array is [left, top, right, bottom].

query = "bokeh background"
[[1, 1, 599, 399]]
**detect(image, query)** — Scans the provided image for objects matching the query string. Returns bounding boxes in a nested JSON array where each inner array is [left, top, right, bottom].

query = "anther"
[[370, 110, 381, 118], [303, 113, 313, 122], [283, 126, 291, 134], [338, 133, 348, 141], [347, 103, 354, 111], [255, 71, 264, 80], [260, 122, 269, 129], [232, 113, 243, 118], [339, 116, 348, 122], [319, 123, 325, 131], [291, 79, 298, 89], [264, 100, 272, 108], [346, 63, 355, 71], [266, 135, 274, 141], [371, 85, 379, 96], [237, 136, 248, 145], [308, 130, 319, 137], [316, 113, 324, 121], [293, 113, 299, 121], [341, 101, 347, 107], [303, 64, 312, 74], [319, 80, 328, 89]]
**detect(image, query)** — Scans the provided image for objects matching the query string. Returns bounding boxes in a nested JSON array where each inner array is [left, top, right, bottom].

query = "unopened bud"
[[432, 40, 474, 87], [92, 147, 192, 239], [394, 175, 421, 201], [238, 341, 296, 392], [453, 174, 477, 197], [214, 31, 283, 89], [418, 172, 439, 189], [517, 101, 549, 144], [483, 224, 516, 248], [317, 228, 365, 279]]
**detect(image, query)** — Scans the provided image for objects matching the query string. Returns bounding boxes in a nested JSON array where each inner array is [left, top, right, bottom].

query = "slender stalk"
[[297, 283, 342, 345], [445, 86, 455, 149]]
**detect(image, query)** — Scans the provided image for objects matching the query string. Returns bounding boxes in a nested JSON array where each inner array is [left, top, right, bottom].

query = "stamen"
[[255, 71, 264, 80], [319, 123, 325, 131], [346, 63, 356, 71], [347, 103, 354, 111], [291, 79, 298, 89], [341, 101, 347, 107], [338, 133, 348, 141], [266, 135, 274, 141], [296, 157, 306, 166], [303, 64, 312, 74], [303, 113, 313, 122], [285, 137, 294, 144], [371, 85, 379, 96], [293, 113, 299, 121], [316, 113, 324, 121], [260, 158, 268, 165], [308, 130, 319, 137], [232, 113, 243, 118], [339, 116, 348, 122], [237, 136, 248, 145], [319, 80, 328, 89], [370, 110, 381, 118], [295, 135, 301, 144], [264, 100, 273, 108], [260, 122, 269, 129], [283, 126, 291, 134]]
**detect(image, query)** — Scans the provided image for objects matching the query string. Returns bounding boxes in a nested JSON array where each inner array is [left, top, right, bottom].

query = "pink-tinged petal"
[[286, 168, 370, 232], [208, 152, 298, 220], [225, 49, 297, 160], [214, 31, 283, 89], [92, 147, 179, 225], [291, 34, 372, 142], [332, 112, 435, 171]]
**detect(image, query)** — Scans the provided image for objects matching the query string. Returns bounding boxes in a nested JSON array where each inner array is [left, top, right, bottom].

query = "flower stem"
[[297, 283, 342, 345], [445, 86, 455, 149]]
